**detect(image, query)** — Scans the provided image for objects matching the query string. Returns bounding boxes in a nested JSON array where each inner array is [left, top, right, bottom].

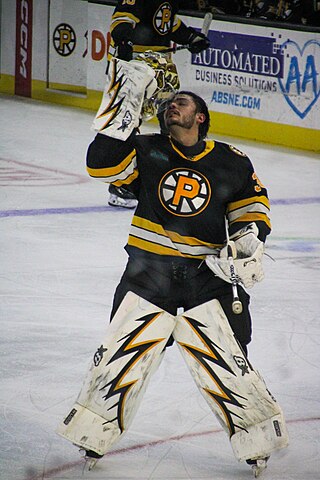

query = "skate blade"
[[252, 459, 268, 477], [108, 195, 137, 209], [85, 457, 100, 471], [79, 448, 101, 471]]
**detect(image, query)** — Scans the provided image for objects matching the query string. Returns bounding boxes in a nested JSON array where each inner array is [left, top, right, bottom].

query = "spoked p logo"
[[159, 168, 211, 216], [153, 2, 172, 35], [53, 23, 76, 56]]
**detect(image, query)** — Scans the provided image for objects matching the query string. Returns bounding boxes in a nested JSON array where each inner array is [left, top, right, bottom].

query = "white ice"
[[0, 94, 319, 480]]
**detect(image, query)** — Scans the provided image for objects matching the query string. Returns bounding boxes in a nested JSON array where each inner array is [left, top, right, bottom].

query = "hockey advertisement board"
[[187, 22, 319, 129], [48, 0, 88, 92], [1, 0, 319, 149], [14, 0, 33, 97], [84, 3, 319, 132]]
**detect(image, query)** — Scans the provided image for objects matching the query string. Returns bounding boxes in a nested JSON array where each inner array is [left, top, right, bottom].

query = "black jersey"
[[87, 133, 271, 260], [109, 0, 192, 54]]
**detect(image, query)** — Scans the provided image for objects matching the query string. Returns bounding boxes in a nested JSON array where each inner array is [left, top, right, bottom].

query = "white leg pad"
[[57, 292, 175, 455], [92, 58, 157, 141], [231, 411, 288, 461], [173, 299, 289, 461]]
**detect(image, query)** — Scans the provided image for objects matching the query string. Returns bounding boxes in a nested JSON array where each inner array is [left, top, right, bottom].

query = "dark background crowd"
[[182, 0, 320, 26]]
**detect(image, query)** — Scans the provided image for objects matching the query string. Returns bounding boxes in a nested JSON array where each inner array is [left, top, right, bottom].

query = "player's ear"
[[196, 112, 206, 125]]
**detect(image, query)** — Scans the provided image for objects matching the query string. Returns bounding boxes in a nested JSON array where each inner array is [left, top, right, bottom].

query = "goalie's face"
[[164, 94, 205, 135]]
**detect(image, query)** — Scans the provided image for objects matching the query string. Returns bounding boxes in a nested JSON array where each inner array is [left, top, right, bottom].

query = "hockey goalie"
[[56, 48, 289, 477]]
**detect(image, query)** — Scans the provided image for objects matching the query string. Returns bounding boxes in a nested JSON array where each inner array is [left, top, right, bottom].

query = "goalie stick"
[[201, 11, 213, 36], [225, 217, 243, 314]]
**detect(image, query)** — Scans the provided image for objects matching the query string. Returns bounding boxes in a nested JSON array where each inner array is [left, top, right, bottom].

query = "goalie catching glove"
[[206, 223, 265, 289]]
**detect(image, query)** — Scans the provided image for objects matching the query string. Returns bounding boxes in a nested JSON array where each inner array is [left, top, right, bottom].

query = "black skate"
[[246, 456, 270, 477], [80, 448, 104, 470], [108, 184, 137, 209]]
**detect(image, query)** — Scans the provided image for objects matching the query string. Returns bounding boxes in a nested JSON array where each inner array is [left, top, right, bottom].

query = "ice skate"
[[247, 457, 269, 477], [80, 448, 104, 471], [108, 184, 137, 209]]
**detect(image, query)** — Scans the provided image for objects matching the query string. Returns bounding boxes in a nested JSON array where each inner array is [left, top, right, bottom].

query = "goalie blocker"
[[57, 292, 289, 462]]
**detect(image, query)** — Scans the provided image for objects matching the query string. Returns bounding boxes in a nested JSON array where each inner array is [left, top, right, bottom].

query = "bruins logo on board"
[[229, 145, 247, 157], [159, 168, 211, 216], [53, 23, 76, 56], [153, 2, 172, 35]]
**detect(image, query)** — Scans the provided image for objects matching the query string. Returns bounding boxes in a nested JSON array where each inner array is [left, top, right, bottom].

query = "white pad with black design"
[[56, 292, 175, 455], [92, 58, 157, 141], [173, 299, 289, 461]]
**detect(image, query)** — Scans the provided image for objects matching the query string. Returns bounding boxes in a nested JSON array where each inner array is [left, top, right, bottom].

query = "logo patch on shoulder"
[[153, 2, 173, 35], [229, 145, 247, 157]]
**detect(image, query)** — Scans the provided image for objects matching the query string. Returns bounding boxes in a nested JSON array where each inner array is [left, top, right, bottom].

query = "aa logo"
[[53, 23, 76, 56], [279, 39, 320, 119], [153, 2, 172, 35], [159, 169, 211, 216]]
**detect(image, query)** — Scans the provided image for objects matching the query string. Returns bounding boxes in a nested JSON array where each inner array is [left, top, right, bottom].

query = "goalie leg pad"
[[231, 411, 289, 462], [57, 292, 175, 455], [173, 299, 289, 461], [92, 58, 157, 141]]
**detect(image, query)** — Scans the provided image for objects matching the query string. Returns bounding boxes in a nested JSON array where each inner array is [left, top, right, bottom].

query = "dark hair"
[[175, 90, 210, 139]]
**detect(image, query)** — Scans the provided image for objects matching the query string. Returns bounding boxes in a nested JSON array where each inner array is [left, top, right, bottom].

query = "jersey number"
[[252, 172, 265, 193]]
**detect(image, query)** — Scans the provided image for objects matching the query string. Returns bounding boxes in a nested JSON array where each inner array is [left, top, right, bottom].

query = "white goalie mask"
[[134, 51, 180, 120]]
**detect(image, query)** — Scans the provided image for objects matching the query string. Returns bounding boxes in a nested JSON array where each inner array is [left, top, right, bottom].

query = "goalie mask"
[[134, 51, 180, 121]]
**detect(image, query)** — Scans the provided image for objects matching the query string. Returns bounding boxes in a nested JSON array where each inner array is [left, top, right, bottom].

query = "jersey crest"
[[158, 168, 211, 217], [153, 2, 173, 35]]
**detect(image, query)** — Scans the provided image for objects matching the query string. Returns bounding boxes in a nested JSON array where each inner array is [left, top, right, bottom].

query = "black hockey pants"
[[110, 255, 252, 354]]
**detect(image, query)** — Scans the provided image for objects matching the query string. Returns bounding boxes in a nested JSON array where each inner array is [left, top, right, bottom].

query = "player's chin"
[[166, 118, 180, 128]]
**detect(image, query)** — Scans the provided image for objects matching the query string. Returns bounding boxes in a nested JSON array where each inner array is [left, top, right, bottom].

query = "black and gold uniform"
[[86, 131, 271, 351], [109, 0, 199, 57]]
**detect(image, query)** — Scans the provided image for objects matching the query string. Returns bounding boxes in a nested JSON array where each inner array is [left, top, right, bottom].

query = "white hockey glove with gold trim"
[[92, 58, 157, 140], [206, 223, 265, 289]]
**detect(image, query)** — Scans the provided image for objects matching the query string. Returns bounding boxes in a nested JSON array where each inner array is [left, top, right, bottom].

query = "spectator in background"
[[198, 0, 319, 24]]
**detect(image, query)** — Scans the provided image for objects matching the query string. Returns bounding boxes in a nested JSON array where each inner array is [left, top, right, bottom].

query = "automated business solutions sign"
[[190, 25, 319, 129]]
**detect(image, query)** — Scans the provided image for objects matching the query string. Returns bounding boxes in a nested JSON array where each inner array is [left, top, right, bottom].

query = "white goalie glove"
[[206, 223, 265, 289], [92, 51, 180, 140], [92, 58, 157, 141]]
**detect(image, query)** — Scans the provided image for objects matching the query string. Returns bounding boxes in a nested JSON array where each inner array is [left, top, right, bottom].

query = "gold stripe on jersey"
[[229, 212, 271, 229], [110, 12, 140, 34], [113, 169, 139, 187], [128, 235, 186, 257], [227, 195, 271, 228], [129, 215, 221, 257], [228, 195, 271, 229], [133, 45, 172, 53], [228, 195, 270, 212], [87, 150, 137, 182], [128, 235, 214, 259], [172, 16, 181, 33], [132, 216, 220, 248], [169, 139, 215, 161]]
